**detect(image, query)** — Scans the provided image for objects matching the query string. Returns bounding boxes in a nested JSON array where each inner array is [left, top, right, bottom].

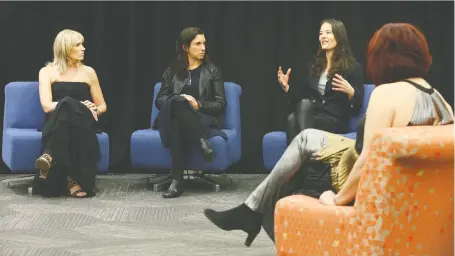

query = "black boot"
[[204, 203, 263, 247], [199, 138, 214, 162], [163, 179, 184, 198]]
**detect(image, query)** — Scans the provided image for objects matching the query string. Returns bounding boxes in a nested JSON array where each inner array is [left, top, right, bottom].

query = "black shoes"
[[199, 138, 214, 162], [204, 203, 263, 247], [162, 179, 184, 198]]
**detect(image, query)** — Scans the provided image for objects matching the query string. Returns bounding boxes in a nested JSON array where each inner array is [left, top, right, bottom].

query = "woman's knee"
[[291, 128, 320, 145], [296, 128, 321, 138], [287, 112, 296, 124], [171, 118, 181, 132], [296, 99, 314, 110]]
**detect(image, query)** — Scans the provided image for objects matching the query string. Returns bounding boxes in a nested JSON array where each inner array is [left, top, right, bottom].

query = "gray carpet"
[[0, 174, 276, 256]]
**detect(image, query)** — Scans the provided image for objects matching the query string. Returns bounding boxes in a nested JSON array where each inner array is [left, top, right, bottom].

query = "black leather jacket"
[[155, 62, 227, 118]]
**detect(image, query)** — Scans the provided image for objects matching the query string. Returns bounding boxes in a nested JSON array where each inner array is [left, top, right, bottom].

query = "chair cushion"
[[342, 132, 357, 140], [130, 129, 237, 172], [262, 132, 287, 171], [2, 128, 110, 173]]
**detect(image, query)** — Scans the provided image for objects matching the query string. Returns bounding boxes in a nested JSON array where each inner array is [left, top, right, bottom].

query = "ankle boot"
[[199, 138, 214, 162], [163, 179, 184, 198], [204, 203, 263, 247]]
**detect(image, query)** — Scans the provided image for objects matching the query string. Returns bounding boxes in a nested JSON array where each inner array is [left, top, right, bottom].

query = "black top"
[[180, 65, 202, 100], [354, 115, 366, 155], [52, 81, 92, 102], [286, 62, 364, 133], [156, 62, 226, 117]]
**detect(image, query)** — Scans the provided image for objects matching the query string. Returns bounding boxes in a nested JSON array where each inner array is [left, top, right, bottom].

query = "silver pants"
[[245, 129, 328, 213]]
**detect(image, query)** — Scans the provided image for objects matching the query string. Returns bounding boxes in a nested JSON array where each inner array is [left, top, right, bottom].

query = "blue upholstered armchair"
[[130, 82, 242, 191], [2, 82, 110, 176], [262, 84, 375, 171]]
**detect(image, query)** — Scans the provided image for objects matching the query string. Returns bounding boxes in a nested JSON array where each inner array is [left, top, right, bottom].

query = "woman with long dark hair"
[[154, 27, 227, 198], [279, 19, 364, 142], [204, 22, 454, 248]]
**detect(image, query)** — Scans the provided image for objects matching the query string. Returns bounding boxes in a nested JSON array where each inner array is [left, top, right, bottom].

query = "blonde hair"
[[46, 29, 84, 73]]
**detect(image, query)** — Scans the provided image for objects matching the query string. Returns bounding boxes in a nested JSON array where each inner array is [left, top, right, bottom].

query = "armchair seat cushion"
[[130, 82, 242, 173], [130, 128, 237, 172], [2, 128, 110, 173], [3, 82, 110, 173]]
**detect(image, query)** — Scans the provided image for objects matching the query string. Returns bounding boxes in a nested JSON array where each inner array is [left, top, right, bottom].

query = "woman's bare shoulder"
[[81, 65, 96, 74], [372, 81, 417, 99], [39, 65, 59, 83], [40, 65, 57, 75]]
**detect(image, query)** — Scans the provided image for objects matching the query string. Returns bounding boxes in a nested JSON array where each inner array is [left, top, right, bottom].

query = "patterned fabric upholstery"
[[275, 124, 454, 255]]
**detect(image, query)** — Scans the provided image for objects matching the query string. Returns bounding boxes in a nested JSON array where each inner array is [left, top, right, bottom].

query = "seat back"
[[150, 82, 242, 133], [348, 84, 375, 132], [4, 82, 45, 130]]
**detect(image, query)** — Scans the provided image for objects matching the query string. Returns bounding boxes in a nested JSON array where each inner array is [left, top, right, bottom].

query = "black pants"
[[169, 101, 204, 180], [286, 99, 337, 144], [261, 161, 333, 241]]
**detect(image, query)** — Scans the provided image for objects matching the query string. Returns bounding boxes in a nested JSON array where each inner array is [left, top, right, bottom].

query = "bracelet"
[[95, 108, 101, 117]]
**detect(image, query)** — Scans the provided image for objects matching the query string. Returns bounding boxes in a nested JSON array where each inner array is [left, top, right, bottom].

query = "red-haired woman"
[[204, 23, 454, 246]]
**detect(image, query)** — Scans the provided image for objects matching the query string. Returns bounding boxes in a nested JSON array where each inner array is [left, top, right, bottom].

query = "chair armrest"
[[275, 125, 454, 255], [354, 124, 454, 255], [275, 195, 356, 255]]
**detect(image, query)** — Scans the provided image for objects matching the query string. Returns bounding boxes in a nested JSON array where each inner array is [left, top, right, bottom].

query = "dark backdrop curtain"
[[0, 2, 453, 173]]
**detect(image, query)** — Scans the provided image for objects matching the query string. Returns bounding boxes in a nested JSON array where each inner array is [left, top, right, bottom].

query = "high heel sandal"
[[67, 178, 88, 198], [38, 169, 49, 180], [35, 153, 53, 172], [204, 203, 263, 247]]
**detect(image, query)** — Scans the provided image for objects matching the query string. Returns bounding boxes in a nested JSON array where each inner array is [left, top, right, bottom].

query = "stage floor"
[[0, 174, 275, 256]]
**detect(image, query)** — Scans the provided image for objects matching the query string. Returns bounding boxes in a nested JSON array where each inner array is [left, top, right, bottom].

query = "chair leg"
[[197, 174, 221, 192], [28, 186, 34, 196], [145, 171, 233, 193], [189, 171, 233, 192], [1, 175, 35, 188], [146, 174, 173, 192]]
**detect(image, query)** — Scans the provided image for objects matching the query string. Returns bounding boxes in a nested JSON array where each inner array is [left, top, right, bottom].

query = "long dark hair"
[[171, 27, 210, 80], [309, 19, 356, 78]]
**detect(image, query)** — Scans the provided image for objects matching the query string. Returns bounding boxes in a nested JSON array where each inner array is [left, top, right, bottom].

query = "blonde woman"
[[32, 29, 107, 198]]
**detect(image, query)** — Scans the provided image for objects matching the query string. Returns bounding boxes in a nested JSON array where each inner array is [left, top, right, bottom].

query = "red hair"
[[366, 23, 432, 86]]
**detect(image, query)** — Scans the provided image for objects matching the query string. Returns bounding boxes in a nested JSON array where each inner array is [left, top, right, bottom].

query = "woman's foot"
[[204, 203, 263, 247], [35, 153, 53, 172], [162, 179, 184, 198], [199, 138, 214, 162], [67, 177, 88, 198]]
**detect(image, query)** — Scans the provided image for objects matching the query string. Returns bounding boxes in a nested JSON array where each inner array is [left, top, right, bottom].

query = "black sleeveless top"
[[51, 81, 92, 102]]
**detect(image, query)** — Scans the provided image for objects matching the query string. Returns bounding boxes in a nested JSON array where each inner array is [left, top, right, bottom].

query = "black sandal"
[[67, 178, 88, 198]]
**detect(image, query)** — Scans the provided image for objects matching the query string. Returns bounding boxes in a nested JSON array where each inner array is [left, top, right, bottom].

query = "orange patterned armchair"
[[275, 124, 454, 256]]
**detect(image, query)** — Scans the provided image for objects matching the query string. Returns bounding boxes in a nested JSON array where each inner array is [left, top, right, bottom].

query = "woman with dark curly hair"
[[278, 19, 364, 143]]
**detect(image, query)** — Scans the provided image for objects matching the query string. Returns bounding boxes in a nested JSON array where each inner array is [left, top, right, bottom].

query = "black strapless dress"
[[32, 82, 101, 197]]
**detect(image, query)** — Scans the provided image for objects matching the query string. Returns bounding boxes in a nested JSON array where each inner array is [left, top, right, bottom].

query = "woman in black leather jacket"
[[278, 19, 364, 143], [154, 27, 227, 198]]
